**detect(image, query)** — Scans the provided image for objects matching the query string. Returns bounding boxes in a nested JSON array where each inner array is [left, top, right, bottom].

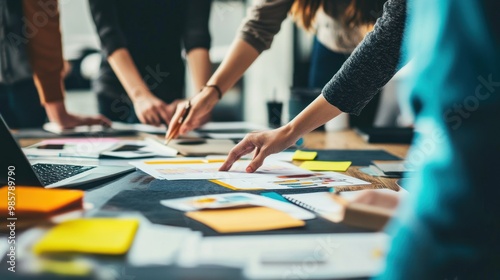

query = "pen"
[[165, 100, 191, 145]]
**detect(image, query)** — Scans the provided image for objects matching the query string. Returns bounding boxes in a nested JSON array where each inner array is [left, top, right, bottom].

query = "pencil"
[[165, 100, 191, 145]]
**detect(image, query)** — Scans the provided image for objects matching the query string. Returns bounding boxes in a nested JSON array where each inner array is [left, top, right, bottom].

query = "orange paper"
[[186, 206, 305, 233], [0, 186, 83, 217]]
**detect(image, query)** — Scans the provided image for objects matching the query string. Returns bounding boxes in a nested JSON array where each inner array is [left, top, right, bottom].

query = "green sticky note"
[[300, 161, 352, 172], [292, 150, 318, 161]]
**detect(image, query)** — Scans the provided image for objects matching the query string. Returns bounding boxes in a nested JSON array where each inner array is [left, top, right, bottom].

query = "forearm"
[[187, 48, 211, 91], [207, 39, 259, 94], [287, 95, 343, 136], [107, 48, 151, 101]]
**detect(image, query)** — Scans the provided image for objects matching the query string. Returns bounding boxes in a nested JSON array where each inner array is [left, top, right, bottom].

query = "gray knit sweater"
[[321, 0, 407, 115], [239, 0, 407, 115]]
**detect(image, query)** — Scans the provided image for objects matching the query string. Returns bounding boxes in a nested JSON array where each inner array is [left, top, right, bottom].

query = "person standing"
[[89, 0, 212, 126], [0, 0, 108, 129]]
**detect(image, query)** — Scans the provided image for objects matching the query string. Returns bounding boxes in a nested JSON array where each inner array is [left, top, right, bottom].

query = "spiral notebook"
[[283, 192, 355, 215]]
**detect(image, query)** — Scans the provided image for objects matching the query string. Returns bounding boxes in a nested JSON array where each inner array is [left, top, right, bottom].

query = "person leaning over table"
[[221, 0, 500, 278], [166, 0, 402, 138], [0, 0, 109, 129], [88, 0, 212, 126]]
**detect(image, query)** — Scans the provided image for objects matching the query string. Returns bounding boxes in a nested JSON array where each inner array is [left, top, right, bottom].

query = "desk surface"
[[10, 129, 409, 280]]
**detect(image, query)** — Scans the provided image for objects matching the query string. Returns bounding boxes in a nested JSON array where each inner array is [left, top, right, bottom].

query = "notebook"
[[283, 192, 351, 215], [0, 186, 84, 217], [284, 190, 401, 230], [33, 218, 139, 255]]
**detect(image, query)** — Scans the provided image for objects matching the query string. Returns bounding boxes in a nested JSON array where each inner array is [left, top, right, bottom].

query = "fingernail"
[[246, 166, 253, 173]]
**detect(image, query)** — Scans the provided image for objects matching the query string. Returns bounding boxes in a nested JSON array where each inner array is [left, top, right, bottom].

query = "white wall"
[[243, 17, 294, 125]]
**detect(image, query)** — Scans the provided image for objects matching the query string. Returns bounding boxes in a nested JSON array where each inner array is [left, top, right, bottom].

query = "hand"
[[167, 87, 219, 138], [133, 94, 178, 126], [44, 101, 110, 129], [219, 125, 301, 173], [351, 190, 404, 209]]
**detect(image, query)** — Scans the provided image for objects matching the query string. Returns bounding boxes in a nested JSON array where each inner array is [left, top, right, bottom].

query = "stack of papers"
[[131, 159, 313, 181], [177, 233, 388, 279], [160, 193, 315, 220]]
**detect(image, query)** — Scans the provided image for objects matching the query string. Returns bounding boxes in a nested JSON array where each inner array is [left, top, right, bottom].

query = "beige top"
[[315, 9, 373, 54], [239, 0, 373, 54]]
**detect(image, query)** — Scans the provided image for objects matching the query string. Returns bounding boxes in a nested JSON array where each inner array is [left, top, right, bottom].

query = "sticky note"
[[33, 218, 139, 255], [261, 192, 290, 203], [300, 161, 352, 172], [0, 186, 83, 217], [185, 207, 305, 233], [292, 150, 318, 161]]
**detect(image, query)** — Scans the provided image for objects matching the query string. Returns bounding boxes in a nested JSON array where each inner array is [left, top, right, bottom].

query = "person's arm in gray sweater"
[[322, 0, 407, 115]]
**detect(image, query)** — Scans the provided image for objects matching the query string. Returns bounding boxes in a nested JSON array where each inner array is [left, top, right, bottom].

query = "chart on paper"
[[131, 159, 314, 180]]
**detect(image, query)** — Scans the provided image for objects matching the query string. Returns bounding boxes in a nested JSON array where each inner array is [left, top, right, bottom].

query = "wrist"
[[44, 101, 68, 123], [199, 86, 221, 106], [129, 86, 154, 102], [281, 122, 302, 144]]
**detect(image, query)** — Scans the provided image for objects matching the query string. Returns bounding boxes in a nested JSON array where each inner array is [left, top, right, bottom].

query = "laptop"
[[0, 115, 134, 188]]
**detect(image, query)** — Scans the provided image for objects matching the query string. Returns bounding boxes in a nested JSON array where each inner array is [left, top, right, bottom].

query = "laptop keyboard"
[[32, 163, 96, 186]]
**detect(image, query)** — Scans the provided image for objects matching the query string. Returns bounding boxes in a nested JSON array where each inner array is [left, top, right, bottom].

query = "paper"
[[292, 150, 318, 161], [33, 218, 139, 255], [0, 187, 83, 217], [161, 193, 315, 220], [185, 207, 305, 233], [177, 233, 388, 278], [131, 159, 313, 180], [300, 161, 352, 172], [244, 233, 388, 279], [24, 138, 171, 159], [127, 223, 194, 266], [214, 172, 370, 190]]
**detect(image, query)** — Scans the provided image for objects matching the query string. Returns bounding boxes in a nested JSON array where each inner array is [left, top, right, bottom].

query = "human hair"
[[291, 0, 386, 30]]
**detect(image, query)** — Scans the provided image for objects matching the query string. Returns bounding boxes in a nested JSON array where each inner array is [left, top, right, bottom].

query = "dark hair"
[[291, 0, 387, 30]]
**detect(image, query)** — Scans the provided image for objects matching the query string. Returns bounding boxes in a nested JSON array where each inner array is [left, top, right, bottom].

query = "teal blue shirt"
[[380, 0, 500, 278]]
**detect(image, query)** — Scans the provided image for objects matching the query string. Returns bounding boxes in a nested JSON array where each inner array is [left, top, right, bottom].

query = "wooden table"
[[19, 129, 410, 191], [303, 130, 409, 191]]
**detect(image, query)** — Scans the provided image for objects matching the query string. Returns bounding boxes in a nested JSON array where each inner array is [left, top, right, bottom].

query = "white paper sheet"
[[131, 159, 313, 180], [160, 193, 315, 220], [177, 233, 388, 280], [127, 223, 194, 266], [215, 172, 370, 190]]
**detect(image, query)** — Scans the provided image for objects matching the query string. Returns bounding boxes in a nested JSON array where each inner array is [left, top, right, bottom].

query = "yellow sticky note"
[[300, 161, 352, 172], [33, 218, 139, 255], [292, 150, 318, 161], [186, 207, 305, 233]]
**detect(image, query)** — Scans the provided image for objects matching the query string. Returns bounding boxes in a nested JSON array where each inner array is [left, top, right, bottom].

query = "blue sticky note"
[[261, 192, 290, 203]]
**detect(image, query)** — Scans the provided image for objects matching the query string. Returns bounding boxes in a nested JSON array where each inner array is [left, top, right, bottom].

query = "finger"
[[246, 146, 269, 173], [166, 102, 187, 139], [80, 115, 111, 127], [219, 138, 256, 171], [97, 115, 112, 127], [179, 103, 200, 134]]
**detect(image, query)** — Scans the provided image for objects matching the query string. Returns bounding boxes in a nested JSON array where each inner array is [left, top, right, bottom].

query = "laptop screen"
[[0, 114, 42, 186]]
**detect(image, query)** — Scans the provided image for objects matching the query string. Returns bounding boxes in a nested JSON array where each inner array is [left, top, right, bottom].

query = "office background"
[[59, 0, 412, 128]]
